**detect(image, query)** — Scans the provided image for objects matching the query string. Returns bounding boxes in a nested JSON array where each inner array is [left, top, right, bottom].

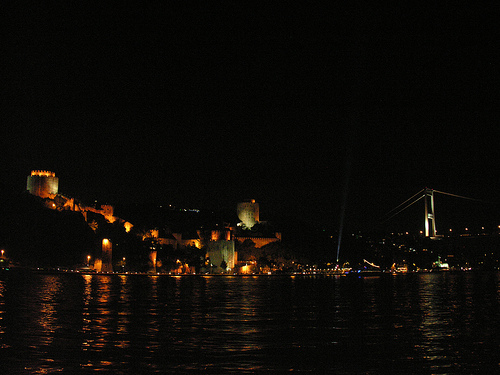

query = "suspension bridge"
[[380, 188, 497, 238]]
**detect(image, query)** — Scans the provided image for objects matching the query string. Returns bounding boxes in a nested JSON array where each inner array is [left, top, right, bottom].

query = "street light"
[[87, 255, 91, 267]]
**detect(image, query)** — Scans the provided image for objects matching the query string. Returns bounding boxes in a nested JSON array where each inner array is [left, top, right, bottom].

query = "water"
[[1, 271, 500, 374]]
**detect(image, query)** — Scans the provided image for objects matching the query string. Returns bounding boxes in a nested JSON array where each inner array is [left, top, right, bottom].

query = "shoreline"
[[1, 267, 489, 278]]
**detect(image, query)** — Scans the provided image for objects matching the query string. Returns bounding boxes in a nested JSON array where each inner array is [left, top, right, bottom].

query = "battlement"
[[31, 170, 56, 177]]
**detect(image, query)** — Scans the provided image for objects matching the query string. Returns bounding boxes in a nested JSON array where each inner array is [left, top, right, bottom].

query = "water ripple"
[[1, 271, 500, 373]]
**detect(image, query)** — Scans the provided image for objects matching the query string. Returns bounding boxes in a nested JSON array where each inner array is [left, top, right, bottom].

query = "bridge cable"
[[381, 188, 424, 220], [433, 190, 499, 205], [380, 194, 424, 224]]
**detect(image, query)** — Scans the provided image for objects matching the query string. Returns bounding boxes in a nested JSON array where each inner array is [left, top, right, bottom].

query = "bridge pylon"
[[424, 188, 437, 237]]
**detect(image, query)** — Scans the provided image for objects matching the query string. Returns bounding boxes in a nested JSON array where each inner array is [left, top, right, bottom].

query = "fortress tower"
[[27, 170, 59, 198], [101, 239, 113, 272], [237, 199, 260, 229]]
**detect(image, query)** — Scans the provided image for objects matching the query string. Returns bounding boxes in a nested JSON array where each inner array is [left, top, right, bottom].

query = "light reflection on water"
[[0, 271, 499, 373]]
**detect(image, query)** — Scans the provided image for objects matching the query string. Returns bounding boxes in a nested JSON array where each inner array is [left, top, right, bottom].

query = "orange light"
[[31, 170, 55, 177], [124, 222, 133, 233]]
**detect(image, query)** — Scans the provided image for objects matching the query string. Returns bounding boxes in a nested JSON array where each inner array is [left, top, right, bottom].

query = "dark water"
[[1, 271, 500, 374]]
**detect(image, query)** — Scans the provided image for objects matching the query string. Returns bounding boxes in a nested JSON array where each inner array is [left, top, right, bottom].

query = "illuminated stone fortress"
[[235, 199, 281, 248], [25, 170, 133, 272], [26, 170, 133, 232], [237, 199, 259, 229], [27, 170, 59, 198], [24, 171, 280, 273]]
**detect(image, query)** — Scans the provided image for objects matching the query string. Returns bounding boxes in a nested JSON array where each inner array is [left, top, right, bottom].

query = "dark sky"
[[3, 3, 499, 232]]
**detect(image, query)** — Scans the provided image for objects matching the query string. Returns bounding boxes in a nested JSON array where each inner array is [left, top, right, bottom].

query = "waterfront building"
[[207, 239, 236, 272], [101, 238, 113, 272]]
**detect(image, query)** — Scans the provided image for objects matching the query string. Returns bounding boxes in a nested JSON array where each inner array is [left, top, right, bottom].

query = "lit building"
[[154, 230, 202, 249], [234, 233, 281, 248], [27, 170, 59, 198], [237, 199, 259, 229], [235, 199, 281, 248], [100, 238, 113, 272], [207, 240, 236, 272]]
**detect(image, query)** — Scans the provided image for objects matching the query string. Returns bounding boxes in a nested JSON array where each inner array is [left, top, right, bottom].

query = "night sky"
[[3, 3, 499, 233]]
